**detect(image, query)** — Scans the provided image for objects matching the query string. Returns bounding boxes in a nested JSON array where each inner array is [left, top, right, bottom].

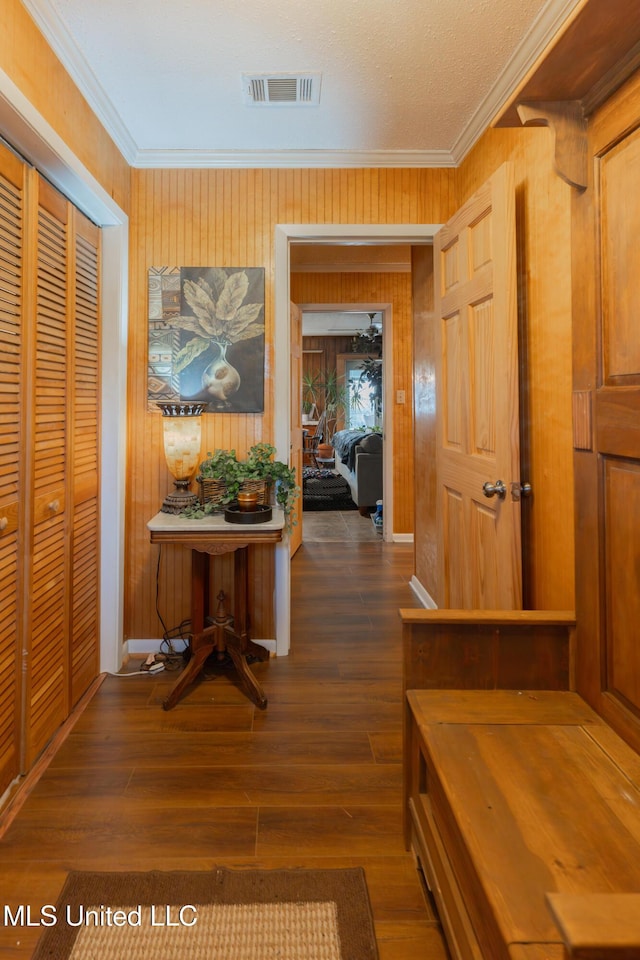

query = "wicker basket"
[[197, 476, 272, 509], [196, 476, 228, 508], [239, 478, 272, 505]]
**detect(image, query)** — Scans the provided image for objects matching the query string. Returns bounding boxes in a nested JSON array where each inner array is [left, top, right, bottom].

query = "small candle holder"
[[236, 490, 259, 512]]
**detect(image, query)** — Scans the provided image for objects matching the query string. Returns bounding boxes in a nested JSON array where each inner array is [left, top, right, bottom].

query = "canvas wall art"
[[148, 266, 265, 413]]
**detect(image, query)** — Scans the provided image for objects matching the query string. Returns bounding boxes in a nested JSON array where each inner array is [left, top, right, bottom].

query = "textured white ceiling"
[[22, 0, 580, 166]]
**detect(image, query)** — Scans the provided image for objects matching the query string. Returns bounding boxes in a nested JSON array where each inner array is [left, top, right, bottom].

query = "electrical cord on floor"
[[157, 624, 191, 671], [106, 547, 233, 682], [103, 550, 197, 680], [154, 545, 192, 670]]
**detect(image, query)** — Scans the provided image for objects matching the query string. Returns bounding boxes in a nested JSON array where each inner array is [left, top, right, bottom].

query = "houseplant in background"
[[301, 370, 321, 424], [356, 357, 383, 427], [322, 368, 347, 441]]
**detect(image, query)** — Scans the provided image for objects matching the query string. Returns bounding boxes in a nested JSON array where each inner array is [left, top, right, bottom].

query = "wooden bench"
[[401, 613, 640, 960], [401, 610, 640, 960]]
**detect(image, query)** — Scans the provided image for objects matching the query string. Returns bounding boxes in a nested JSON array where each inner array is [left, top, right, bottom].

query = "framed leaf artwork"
[[148, 266, 265, 413]]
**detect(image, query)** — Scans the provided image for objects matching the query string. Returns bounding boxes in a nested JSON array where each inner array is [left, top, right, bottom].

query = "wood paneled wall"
[[291, 270, 415, 534], [3, 6, 576, 701], [300, 334, 355, 382], [126, 168, 457, 642], [2, 2, 574, 632], [455, 127, 575, 610], [0, 0, 130, 214]]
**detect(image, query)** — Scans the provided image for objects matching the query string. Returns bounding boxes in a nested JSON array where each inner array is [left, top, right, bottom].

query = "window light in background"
[[158, 402, 205, 513]]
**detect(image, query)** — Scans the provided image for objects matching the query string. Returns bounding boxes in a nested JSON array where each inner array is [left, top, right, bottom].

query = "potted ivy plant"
[[238, 443, 299, 529], [184, 443, 299, 531], [195, 448, 238, 508]]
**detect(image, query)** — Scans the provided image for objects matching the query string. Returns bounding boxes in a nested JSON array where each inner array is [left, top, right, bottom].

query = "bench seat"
[[405, 689, 640, 960]]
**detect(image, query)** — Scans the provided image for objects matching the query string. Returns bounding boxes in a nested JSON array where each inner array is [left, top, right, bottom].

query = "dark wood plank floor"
[[0, 539, 449, 959]]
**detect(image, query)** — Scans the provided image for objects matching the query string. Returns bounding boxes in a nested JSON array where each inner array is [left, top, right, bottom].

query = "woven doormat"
[[32, 867, 379, 960]]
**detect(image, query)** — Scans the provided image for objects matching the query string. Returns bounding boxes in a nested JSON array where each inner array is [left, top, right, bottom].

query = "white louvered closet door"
[[0, 143, 25, 795]]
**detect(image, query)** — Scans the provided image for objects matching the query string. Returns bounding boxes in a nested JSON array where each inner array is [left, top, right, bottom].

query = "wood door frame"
[[275, 224, 441, 656], [0, 73, 129, 675]]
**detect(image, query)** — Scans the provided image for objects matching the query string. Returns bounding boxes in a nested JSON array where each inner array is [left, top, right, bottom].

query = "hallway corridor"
[[0, 539, 447, 959]]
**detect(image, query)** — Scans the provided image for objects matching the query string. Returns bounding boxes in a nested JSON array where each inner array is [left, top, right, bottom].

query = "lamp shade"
[[158, 402, 205, 512]]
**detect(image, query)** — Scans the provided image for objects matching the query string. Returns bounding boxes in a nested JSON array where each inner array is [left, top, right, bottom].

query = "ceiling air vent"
[[242, 73, 321, 107]]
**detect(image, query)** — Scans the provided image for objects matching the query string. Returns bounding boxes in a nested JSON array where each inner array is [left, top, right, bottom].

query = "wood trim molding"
[[517, 100, 587, 189], [572, 390, 593, 451], [581, 38, 640, 117]]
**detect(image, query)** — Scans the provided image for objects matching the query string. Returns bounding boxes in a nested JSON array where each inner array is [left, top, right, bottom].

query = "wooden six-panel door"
[[573, 75, 640, 749], [434, 162, 522, 608]]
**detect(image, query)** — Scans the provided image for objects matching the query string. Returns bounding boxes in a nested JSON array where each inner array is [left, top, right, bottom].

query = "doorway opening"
[[273, 224, 439, 656], [297, 305, 387, 544]]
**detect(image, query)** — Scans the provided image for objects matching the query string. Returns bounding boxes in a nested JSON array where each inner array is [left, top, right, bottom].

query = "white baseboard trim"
[[126, 638, 179, 656], [125, 637, 276, 656], [392, 533, 414, 543], [410, 576, 438, 609]]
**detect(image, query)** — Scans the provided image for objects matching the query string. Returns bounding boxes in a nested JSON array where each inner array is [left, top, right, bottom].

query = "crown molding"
[[21, 0, 457, 169], [21, 0, 138, 163], [130, 148, 456, 169], [451, 0, 582, 163], [22, 0, 581, 171]]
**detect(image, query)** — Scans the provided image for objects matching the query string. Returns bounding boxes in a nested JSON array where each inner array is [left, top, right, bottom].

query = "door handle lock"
[[511, 481, 532, 502], [482, 480, 507, 500]]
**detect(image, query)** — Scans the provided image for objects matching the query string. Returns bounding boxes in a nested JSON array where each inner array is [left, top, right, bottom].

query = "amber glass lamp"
[[158, 402, 205, 514]]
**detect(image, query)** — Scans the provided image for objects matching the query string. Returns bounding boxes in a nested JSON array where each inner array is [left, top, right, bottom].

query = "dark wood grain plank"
[[257, 805, 405, 857], [125, 763, 402, 805], [0, 539, 444, 960]]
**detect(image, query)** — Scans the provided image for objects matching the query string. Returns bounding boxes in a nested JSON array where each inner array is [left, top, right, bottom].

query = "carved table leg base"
[[163, 615, 269, 711], [162, 641, 214, 711], [225, 633, 268, 710]]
